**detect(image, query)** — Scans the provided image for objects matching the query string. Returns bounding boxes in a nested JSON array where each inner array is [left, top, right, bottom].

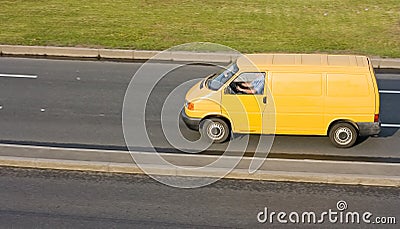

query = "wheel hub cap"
[[335, 127, 352, 145], [207, 122, 224, 141]]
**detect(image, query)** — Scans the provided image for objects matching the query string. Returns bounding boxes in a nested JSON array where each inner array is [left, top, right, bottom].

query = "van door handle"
[[263, 96, 267, 104]]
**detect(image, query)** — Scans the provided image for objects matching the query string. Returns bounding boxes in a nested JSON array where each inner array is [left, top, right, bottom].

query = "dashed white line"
[[0, 73, 38, 79], [379, 90, 400, 94], [381, 124, 400, 128]]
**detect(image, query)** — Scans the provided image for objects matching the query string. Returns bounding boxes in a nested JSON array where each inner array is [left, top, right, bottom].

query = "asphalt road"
[[0, 57, 399, 160], [0, 166, 398, 228]]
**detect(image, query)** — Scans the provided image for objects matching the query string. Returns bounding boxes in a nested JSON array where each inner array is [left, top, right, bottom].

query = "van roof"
[[237, 54, 369, 69]]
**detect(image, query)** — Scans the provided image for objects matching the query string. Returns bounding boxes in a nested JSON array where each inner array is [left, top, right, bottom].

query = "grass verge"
[[0, 0, 399, 57]]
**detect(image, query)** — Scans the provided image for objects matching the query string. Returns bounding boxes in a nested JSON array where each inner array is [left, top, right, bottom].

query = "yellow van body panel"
[[183, 54, 380, 136], [271, 72, 325, 135], [324, 73, 376, 125], [221, 94, 264, 132], [184, 80, 221, 119]]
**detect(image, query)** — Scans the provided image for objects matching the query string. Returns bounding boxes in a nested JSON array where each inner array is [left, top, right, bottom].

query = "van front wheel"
[[200, 118, 230, 143], [329, 123, 358, 148]]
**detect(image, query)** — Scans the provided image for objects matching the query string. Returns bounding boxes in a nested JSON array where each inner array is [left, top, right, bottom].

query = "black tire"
[[200, 118, 230, 143], [328, 122, 358, 148]]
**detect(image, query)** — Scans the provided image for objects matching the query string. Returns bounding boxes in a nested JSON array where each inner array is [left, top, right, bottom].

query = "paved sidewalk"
[[0, 144, 399, 187], [1, 45, 400, 69]]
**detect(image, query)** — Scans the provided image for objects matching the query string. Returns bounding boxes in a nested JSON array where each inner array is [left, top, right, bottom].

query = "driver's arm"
[[237, 81, 252, 89], [236, 85, 255, 94], [239, 82, 252, 88]]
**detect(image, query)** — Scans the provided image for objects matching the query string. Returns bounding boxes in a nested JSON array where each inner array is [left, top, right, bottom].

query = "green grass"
[[1, 0, 399, 57]]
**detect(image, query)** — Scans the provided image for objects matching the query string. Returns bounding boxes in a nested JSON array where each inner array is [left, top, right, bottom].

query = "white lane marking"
[[379, 90, 400, 94], [382, 124, 400, 128], [0, 73, 37, 79]]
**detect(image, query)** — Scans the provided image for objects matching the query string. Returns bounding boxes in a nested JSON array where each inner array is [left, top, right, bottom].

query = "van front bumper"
[[357, 122, 381, 136], [181, 109, 201, 131]]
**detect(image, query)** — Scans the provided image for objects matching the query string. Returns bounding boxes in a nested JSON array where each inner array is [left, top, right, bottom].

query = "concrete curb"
[[0, 145, 399, 187], [0, 45, 238, 63], [1, 45, 399, 68], [371, 58, 400, 69]]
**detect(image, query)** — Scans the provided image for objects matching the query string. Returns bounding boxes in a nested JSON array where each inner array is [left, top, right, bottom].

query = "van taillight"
[[374, 114, 379, 122]]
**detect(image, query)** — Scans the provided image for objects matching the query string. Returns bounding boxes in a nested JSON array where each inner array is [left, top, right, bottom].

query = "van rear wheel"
[[200, 118, 230, 143], [329, 123, 358, 148]]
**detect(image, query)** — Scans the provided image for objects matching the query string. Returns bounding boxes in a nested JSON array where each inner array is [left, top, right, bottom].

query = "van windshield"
[[207, 63, 239, 91]]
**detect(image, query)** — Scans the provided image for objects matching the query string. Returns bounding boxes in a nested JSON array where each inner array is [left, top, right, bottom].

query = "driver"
[[236, 74, 264, 94]]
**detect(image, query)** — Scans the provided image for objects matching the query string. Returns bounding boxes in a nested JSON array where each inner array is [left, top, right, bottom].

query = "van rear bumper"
[[181, 109, 201, 131], [357, 122, 381, 136]]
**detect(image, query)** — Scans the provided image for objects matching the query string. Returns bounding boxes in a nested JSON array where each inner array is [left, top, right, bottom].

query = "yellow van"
[[181, 54, 380, 148]]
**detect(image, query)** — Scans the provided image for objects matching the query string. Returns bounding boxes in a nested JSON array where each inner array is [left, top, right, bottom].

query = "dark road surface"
[[0, 57, 399, 160], [0, 166, 398, 228]]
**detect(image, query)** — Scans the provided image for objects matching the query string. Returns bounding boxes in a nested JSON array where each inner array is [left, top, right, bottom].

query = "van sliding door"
[[271, 72, 325, 135]]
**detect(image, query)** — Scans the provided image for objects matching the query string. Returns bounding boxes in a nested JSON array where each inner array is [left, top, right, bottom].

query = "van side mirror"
[[225, 85, 235, 94]]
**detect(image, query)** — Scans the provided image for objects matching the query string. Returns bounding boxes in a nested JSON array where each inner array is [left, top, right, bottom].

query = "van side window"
[[226, 72, 266, 95]]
